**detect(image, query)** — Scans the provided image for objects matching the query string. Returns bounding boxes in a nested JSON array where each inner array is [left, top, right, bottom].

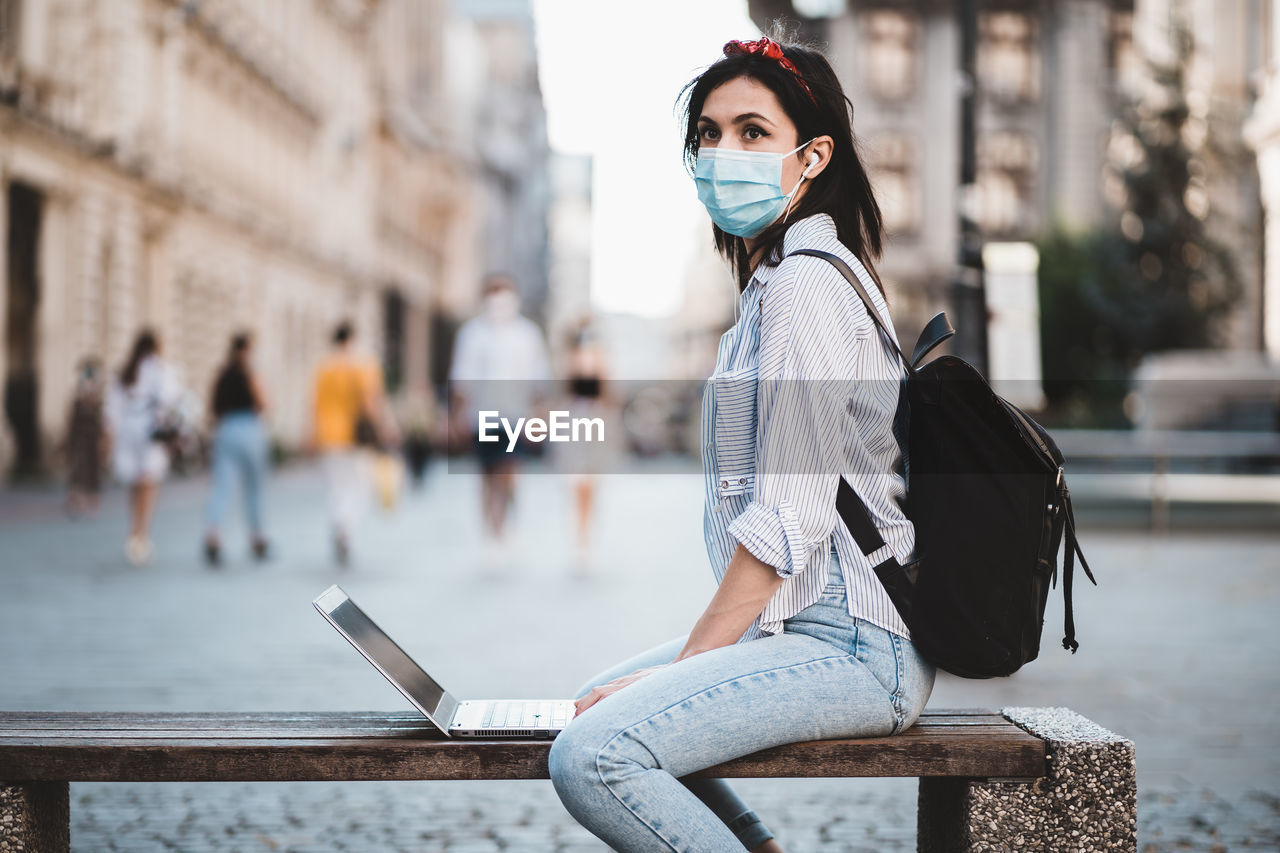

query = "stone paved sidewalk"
[[63, 778, 1280, 851], [68, 779, 924, 852], [1, 459, 1277, 851]]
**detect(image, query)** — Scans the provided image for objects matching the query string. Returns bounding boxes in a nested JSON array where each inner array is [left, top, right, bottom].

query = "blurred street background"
[[2, 0, 1280, 850]]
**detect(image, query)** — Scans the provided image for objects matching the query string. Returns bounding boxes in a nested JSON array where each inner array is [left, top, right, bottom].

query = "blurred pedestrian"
[[562, 316, 611, 577], [548, 36, 934, 852], [395, 381, 439, 489], [311, 321, 396, 566], [449, 274, 551, 574], [61, 357, 107, 517], [202, 332, 270, 566], [105, 329, 184, 566]]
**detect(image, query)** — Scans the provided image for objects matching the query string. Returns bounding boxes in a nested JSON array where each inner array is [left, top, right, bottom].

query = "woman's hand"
[[572, 545, 784, 719], [573, 664, 670, 717]]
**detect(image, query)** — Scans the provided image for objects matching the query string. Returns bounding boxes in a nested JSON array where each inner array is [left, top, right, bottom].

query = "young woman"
[[105, 330, 184, 566], [203, 333, 271, 565], [562, 314, 611, 577], [547, 36, 935, 851]]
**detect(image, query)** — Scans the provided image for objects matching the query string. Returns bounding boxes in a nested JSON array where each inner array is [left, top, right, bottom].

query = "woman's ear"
[[803, 136, 836, 180]]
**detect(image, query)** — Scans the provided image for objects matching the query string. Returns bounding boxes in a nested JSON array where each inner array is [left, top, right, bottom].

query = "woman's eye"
[[699, 126, 720, 141], [744, 126, 767, 140]]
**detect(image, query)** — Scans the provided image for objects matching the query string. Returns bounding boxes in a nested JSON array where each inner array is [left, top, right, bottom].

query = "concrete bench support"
[[0, 782, 69, 853], [917, 707, 1136, 851]]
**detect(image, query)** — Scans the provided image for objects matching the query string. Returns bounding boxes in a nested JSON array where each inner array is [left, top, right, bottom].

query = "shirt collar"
[[748, 213, 839, 289]]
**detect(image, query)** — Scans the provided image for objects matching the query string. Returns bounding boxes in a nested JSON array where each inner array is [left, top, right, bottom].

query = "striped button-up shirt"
[[701, 213, 915, 641]]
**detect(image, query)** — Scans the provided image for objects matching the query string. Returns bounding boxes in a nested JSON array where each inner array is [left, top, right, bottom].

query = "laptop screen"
[[314, 586, 452, 723]]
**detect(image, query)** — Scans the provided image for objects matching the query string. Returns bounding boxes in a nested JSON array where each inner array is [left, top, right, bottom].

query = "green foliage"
[[1036, 226, 1134, 427]]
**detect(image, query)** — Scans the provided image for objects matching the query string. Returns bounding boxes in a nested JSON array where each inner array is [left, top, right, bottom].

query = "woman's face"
[[696, 76, 807, 198]]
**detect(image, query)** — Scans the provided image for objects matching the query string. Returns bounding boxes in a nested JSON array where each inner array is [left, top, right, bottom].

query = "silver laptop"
[[313, 585, 575, 738]]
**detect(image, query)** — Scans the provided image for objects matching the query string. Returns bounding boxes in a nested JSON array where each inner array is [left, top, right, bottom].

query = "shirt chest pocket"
[[712, 364, 758, 498]]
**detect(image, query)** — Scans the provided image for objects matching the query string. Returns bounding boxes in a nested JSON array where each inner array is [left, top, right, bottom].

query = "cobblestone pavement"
[[1, 460, 1277, 851]]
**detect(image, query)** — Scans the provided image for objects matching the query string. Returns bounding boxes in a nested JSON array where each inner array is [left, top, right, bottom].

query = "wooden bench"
[[0, 707, 1136, 851]]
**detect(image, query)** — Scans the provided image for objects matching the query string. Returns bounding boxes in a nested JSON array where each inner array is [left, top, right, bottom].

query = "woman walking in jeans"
[[203, 333, 270, 565], [548, 34, 935, 851]]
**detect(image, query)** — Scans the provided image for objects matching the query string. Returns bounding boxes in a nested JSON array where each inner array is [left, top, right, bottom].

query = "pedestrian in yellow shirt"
[[311, 321, 396, 565]]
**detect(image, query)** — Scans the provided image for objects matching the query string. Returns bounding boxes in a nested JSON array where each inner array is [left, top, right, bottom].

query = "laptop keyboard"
[[480, 700, 572, 729]]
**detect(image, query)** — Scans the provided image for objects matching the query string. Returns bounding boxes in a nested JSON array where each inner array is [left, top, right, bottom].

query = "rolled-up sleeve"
[[727, 260, 870, 578], [727, 497, 808, 578]]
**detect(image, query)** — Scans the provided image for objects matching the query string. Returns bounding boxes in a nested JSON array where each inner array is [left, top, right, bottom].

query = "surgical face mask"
[[693, 140, 815, 238], [484, 289, 520, 322]]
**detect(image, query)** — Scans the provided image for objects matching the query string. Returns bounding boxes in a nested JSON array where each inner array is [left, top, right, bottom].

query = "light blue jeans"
[[204, 413, 268, 536], [548, 547, 936, 851]]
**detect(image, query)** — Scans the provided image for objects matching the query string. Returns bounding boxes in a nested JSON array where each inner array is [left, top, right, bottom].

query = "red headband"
[[723, 37, 815, 102]]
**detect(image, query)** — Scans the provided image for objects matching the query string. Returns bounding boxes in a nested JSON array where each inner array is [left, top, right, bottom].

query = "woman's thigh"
[[558, 630, 899, 780], [783, 575, 936, 735]]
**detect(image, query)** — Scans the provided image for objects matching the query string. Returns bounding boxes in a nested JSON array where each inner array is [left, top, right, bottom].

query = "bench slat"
[[0, 724, 1027, 740], [0, 711, 1046, 782], [0, 710, 1011, 731]]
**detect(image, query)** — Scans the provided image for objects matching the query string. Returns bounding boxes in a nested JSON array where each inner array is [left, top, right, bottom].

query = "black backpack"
[[792, 249, 1096, 679]]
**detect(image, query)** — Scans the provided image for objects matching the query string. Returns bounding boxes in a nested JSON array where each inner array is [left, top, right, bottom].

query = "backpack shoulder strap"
[[789, 249, 912, 373], [837, 476, 887, 557], [790, 249, 956, 373], [789, 249, 902, 560]]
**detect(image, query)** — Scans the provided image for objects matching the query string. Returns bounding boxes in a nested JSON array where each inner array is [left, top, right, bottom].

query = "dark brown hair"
[[679, 33, 885, 295], [332, 321, 353, 346], [228, 332, 252, 365], [121, 330, 159, 387]]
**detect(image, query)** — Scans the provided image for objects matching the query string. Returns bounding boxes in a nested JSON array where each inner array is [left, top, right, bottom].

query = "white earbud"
[[784, 148, 823, 225]]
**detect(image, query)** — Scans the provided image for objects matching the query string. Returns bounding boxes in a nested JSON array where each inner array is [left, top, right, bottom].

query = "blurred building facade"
[[750, 0, 1140, 332], [675, 239, 737, 380], [443, 0, 549, 314], [544, 150, 592, 369], [1246, 0, 1280, 360], [0, 0, 551, 477], [748, 0, 1266, 355], [427, 0, 550, 385]]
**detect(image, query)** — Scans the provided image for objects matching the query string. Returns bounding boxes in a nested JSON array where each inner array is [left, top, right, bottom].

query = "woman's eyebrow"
[[732, 112, 775, 126], [697, 112, 777, 127]]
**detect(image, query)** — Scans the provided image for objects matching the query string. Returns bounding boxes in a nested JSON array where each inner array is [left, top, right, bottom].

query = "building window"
[[869, 133, 919, 235], [863, 10, 918, 101], [978, 12, 1040, 104], [975, 131, 1039, 236]]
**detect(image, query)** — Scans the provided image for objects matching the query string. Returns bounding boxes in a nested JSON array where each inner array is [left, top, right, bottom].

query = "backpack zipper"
[[997, 396, 1056, 471]]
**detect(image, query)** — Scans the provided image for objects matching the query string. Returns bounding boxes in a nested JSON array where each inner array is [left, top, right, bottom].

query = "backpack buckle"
[[1050, 467, 1067, 516]]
